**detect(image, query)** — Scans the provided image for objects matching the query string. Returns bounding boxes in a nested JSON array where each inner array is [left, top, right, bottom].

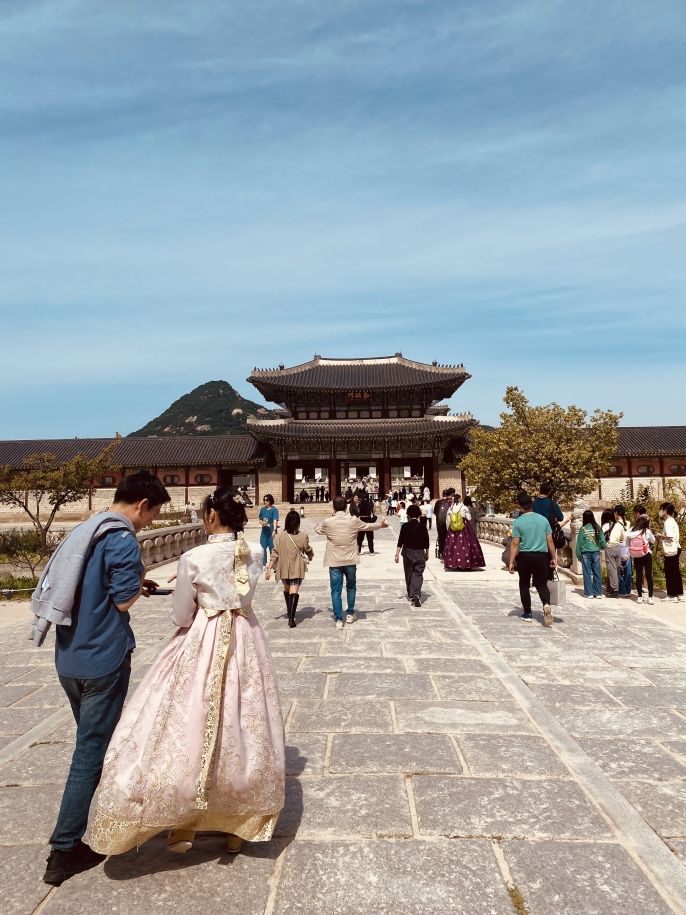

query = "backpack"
[[449, 511, 464, 532], [628, 533, 648, 558]]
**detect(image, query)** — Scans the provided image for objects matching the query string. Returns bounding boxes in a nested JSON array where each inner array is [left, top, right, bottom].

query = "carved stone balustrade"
[[136, 524, 207, 570], [477, 513, 581, 584]]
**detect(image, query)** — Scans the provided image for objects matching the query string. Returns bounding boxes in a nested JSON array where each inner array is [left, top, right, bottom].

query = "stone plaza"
[[2, 516, 686, 914]]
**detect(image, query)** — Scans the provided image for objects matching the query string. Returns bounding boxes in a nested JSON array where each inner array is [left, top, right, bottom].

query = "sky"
[[1, 0, 685, 438]]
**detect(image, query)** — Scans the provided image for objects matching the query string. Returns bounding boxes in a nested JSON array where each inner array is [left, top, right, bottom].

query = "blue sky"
[[1, 0, 684, 438]]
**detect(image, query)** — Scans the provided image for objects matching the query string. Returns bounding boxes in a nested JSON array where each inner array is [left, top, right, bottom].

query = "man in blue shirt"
[[509, 491, 556, 626], [44, 472, 170, 886]]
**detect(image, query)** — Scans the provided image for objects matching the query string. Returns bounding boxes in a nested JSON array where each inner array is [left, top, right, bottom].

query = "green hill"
[[128, 381, 274, 437]]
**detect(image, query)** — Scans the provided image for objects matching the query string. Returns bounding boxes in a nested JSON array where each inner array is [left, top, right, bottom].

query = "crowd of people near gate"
[[31, 468, 684, 887]]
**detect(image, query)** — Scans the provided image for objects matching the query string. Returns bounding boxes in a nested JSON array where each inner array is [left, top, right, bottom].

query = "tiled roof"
[[248, 354, 469, 394], [617, 427, 686, 457], [247, 415, 475, 442], [0, 436, 266, 469]]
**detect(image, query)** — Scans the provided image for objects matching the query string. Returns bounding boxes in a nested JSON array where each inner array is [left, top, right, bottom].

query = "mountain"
[[128, 381, 275, 437]]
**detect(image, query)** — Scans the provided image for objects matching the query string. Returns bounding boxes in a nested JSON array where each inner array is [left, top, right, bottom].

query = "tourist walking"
[[575, 510, 606, 598], [86, 487, 285, 858], [533, 483, 566, 579], [39, 472, 171, 886], [656, 502, 684, 602], [626, 515, 655, 603], [602, 506, 626, 598], [265, 509, 314, 627], [357, 493, 377, 554], [509, 492, 555, 626], [315, 496, 388, 629], [397, 501, 408, 525], [348, 492, 361, 517], [395, 502, 430, 606], [258, 494, 279, 565], [421, 500, 433, 530], [444, 495, 485, 571]]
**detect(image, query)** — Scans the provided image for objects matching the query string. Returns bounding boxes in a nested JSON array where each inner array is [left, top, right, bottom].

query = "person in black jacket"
[[434, 488, 454, 558], [357, 495, 377, 554], [395, 502, 430, 605]]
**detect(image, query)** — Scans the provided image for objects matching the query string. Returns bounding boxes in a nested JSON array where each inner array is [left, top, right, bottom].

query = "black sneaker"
[[412, 596, 421, 607], [43, 841, 106, 886], [521, 611, 533, 621]]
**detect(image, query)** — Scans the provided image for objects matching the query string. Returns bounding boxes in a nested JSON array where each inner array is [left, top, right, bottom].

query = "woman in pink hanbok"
[[443, 498, 485, 571], [86, 487, 285, 856]]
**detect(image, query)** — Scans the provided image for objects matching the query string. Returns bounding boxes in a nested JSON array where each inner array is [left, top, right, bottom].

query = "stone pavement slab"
[[412, 775, 611, 839], [503, 840, 673, 915], [273, 840, 514, 915], [329, 733, 462, 774], [457, 734, 570, 778], [396, 699, 535, 734]]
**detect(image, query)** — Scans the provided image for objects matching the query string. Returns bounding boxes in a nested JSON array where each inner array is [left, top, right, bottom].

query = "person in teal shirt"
[[258, 493, 279, 564], [509, 492, 556, 625]]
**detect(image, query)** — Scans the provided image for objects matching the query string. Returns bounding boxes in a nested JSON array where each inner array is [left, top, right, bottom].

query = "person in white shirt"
[[601, 507, 625, 597], [656, 502, 683, 602]]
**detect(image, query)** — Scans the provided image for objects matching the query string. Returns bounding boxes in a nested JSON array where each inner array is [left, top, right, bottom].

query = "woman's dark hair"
[[660, 501, 676, 516], [600, 509, 615, 527], [114, 471, 171, 508], [582, 510, 602, 539], [407, 502, 421, 520], [464, 496, 474, 507], [635, 516, 650, 532], [263, 493, 275, 506], [539, 482, 552, 496], [203, 487, 247, 531], [613, 504, 626, 521], [634, 504, 647, 517], [285, 509, 301, 534]]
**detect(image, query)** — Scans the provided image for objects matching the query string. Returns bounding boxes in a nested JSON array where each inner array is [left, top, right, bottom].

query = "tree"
[[461, 387, 622, 510], [0, 439, 120, 549]]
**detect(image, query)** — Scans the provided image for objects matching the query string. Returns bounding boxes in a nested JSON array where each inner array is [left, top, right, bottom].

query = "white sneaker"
[[593, 595, 602, 599], [346, 613, 356, 625], [335, 619, 344, 630], [664, 597, 679, 603], [637, 597, 643, 603], [647, 597, 654, 604], [678, 596, 685, 603], [543, 604, 553, 627]]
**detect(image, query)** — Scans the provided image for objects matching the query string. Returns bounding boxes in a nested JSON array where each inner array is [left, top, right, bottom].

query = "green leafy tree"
[[461, 387, 622, 510], [0, 439, 120, 550]]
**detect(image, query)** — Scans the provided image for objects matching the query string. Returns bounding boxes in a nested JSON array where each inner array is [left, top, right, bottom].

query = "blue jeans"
[[619, 557, 633, 596], [581, 552, 602, 597], [329, 565, 357, 620], [260, 528, 274, 564], [50, 655, 131, 851]]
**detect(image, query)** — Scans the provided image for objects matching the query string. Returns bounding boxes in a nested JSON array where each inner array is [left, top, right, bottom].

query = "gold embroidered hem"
[[88, 809, 280, 856]]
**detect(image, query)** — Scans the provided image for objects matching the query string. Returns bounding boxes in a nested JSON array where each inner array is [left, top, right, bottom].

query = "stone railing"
[[136, 524, 207, 570], [478, 513, 579, 583]]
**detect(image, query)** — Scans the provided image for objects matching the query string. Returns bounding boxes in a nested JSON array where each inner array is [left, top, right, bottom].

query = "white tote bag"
[[549, 572, 567, 608]]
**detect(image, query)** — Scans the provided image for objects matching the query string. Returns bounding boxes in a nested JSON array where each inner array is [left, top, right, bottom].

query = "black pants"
[[403, 548, 426, 599], [357, 530, 375, 553], [436, 523, 447, 556], [665, 549, 684, 597], [634, 553, 654, 597], [516, 552, 551, 612]]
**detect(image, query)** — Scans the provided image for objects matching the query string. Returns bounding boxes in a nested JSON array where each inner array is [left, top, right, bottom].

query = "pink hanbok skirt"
[[443, 524, 486, 570], [86, 607, 285, 855]]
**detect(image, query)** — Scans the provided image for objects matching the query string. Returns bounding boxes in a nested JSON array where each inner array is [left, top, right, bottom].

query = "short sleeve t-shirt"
[[55, 529, 143, 678], [532, 497, 563, 523], [258, 506, 279, 533], [512, 512, 552, 554]]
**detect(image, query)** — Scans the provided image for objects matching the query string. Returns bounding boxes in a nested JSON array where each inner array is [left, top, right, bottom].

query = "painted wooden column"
[[184, 466, 190, 502], [281, 452, 289, 504], [432, 450, 440, 501], [253, 464, 260, 503]]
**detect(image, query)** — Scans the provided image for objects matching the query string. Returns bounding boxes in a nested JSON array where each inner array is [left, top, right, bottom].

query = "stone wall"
[[137, 523, 207, 569], [258, 468, 283, 504]]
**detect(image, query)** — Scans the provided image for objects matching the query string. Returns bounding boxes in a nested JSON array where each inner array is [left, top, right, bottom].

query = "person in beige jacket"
[[315, 496, 388, 629], [265, 510, 314, 628]]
